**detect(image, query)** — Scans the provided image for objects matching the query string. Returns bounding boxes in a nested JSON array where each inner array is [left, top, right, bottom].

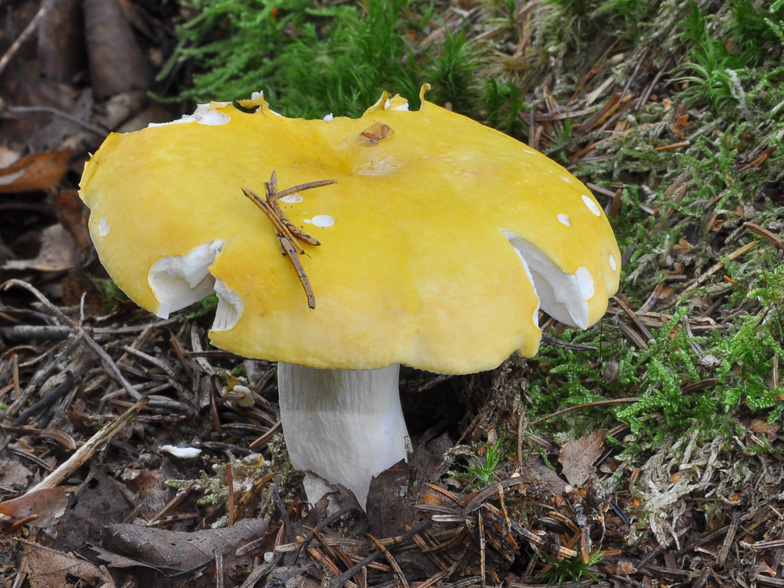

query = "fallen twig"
[[28, 396, 149, 492]]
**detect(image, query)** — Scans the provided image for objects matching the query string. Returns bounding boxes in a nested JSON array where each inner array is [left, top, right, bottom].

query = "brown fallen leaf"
[[0, 459, 34, 491], [19, 538, 115, 588], [558, 430, 606, 487], [598, 556, 638, 575], [53, 188, 92, 249], [359, 121, 395, 146], [3, 223, 77, 272], [61, 267, 105, 312], [0, 149, 72, 193], [750, 418, 780, 442], [0, 488, 67, 528]]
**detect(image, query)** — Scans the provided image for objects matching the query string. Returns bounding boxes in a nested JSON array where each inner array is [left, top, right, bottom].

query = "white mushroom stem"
[[277, 363, 409, 509]]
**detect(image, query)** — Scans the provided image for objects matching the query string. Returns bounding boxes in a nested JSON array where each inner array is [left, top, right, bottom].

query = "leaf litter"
[[1, 0, 784, 587]]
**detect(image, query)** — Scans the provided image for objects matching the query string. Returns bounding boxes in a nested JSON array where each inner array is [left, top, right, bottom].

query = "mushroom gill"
[[148, 240, 243, 331], [503, 230, 594, 330]]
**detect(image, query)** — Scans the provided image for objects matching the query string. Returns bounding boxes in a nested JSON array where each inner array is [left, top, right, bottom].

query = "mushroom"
[[79, 86, 621, 509]]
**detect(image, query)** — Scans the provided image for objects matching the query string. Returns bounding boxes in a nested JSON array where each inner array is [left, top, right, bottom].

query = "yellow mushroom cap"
[[79, 88, 621, 374]]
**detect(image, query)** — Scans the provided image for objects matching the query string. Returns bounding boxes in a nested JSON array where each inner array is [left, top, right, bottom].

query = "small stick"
[[266, 170, 333, 246], [275, 179, 336, 199], [368, 534, 410, 588], [0, 0, 56, 78], [147, 480, 196, 526], [717, 511, 739, 566], [226, 462, 236, 526], [280, 236, 316, 309], [478, 510, 486, 588], [242, 171, 335, 310], [681, 240, 757, 295], [264, 179, 315, 251], [28, 397, 149, 492], [242, 187, 304, 254], [329, 519, 431, 588]]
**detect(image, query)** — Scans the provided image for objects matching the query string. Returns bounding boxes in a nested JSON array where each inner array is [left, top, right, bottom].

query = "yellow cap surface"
[[80, 90, 621, 373]]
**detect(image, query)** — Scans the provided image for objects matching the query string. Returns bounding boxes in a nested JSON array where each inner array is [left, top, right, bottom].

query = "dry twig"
[[242, 171, 335, 309], [28, 397, 149, 492]]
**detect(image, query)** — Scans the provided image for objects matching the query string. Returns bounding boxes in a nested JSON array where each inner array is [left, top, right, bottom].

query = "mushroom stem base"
[[277, 363, 408, 509]]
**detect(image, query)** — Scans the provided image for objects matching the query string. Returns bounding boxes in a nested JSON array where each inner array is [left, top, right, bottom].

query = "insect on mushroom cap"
[[79, 86, 621, 374]]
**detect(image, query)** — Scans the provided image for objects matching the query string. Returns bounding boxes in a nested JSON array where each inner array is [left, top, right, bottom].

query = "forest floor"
[[1, 1, 783, 587]]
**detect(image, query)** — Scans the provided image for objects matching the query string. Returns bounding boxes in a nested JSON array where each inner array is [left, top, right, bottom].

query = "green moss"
[[162, 0, 470, 117]]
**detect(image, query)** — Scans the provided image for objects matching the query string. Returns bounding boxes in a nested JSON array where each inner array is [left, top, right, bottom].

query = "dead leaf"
[[670, 113, 690, 135], [0, 458, 34, 491], [748, 560, 776, 581], [599, 556, 638, 575], [61, 267, 105, 312], [52, 189, 91, 249], [19, 538, 115, 588], [359, 122, 394, 146], [0, 149, 72, 193], [5, 426, 78, 451], [0, 488, 67, 528], [367, 459, 413, 537], [558, 430, 606, 487], [750, 418, 780, 442], [3, 223, 77, 272]]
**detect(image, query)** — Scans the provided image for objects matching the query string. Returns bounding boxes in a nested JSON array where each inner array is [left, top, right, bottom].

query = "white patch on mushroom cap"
[[609, 254, 617, 271], [280, 194, 303, 203], [574, 267, 595, 300], [149, 103, 232, 127], [353, 157, 398, 176], [323, 113, 335, 121], [582, 194, 601, 216], [311, 214, 335, 227], [502, 230, 592, 329], [557, 213, 571, 227], [149, 240, 224, 318], [98, 216, 110, 237], [389, 102, 409, 111]]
